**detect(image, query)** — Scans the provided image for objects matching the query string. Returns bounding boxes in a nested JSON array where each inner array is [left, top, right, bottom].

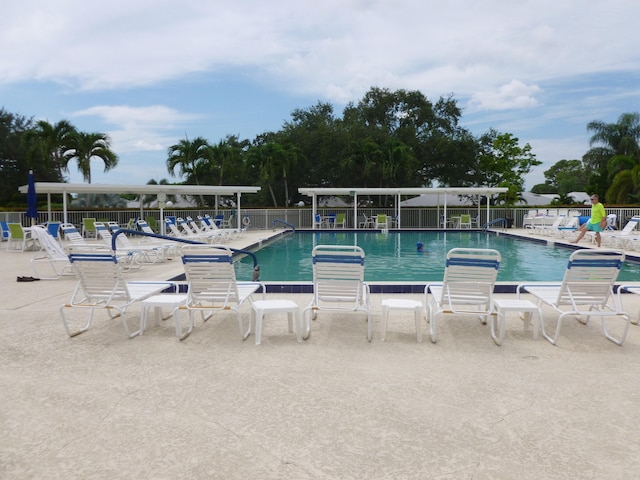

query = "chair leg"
[[414, 306, 423, 343], [59, 305, 93, 337], [381, 304, 389, 341], [295, 310, 302, 343], [175, 308, 194, 341], [254, 309, 263, 345]]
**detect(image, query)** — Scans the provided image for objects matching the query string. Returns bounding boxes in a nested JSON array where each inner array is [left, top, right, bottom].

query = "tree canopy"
[[5, 91, 638, 209]]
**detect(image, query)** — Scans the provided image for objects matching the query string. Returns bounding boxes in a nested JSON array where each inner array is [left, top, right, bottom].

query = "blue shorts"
[[586, 222, 603, 233]]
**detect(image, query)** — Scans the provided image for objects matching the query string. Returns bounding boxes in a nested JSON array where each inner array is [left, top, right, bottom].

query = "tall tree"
[[0, 108, 34, 205], [29, 119, 77, 180], [474, 130, 541, 205], [166, 136, 211, 206], [537, 159, 588, 195], [63, 131, 118, 184], [585, 112, 640, 202]]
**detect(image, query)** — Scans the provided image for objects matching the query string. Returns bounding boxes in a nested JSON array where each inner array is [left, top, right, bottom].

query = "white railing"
[[3, 207, 640, 230]]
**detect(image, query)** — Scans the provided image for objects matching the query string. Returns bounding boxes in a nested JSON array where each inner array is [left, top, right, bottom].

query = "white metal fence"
[[2, 207, 640, 230]]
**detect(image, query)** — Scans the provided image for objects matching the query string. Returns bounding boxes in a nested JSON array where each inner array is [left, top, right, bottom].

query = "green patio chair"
[[7, 223, 36, 252], [82, 218, 96, 238]]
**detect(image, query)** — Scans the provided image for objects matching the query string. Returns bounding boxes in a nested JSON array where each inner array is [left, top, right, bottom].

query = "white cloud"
[[3, 0, 640, 188], [468, 80, 543, 111], [2, 1, 639, 103], [70, 105, 201, 153]]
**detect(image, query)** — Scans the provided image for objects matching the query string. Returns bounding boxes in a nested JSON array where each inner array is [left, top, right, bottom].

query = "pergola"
[[298, 187, 508, 228], [18, 182, 261, 232]]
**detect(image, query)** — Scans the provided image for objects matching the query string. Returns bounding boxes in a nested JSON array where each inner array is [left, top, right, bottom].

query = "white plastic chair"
[[29, 224, 75, 280], [59, 245, 175, 338], [517, 249, 630, 346], [179, 244, 265, 340], [426, 248, 501, 343], [601, 216, 640, 247], [302, 245, 372, 341]]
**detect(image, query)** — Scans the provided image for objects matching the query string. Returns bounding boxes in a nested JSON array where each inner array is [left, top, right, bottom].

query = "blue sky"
[[2, 0, 639, 189]]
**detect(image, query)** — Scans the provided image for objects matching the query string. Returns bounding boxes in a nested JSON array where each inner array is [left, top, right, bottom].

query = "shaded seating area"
[[302, 245, 372, 341], [426, 248, 501, 343], [517, 249, 630, 346]]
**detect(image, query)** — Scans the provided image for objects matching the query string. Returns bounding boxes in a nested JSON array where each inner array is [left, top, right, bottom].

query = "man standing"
[[570, 194, 607, 247]]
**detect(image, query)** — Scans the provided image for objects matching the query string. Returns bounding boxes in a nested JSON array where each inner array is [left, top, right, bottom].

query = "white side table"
[[491, 299, 541, 346], [141, 293, 188, 339], [381, 298, 423, 342], [249, 299, 301, 345]]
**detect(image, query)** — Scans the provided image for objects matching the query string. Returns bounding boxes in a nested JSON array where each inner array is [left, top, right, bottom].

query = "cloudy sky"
[[2, 0, 639, 189]]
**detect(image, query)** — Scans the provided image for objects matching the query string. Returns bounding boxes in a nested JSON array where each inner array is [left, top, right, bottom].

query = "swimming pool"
[[236, 231, 640, 283]]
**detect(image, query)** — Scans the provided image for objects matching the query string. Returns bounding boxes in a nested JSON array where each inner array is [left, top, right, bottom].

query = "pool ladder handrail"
[[482, 218, 508, 231], [272, 219, 295, 231], [111, 229, 260, 269]]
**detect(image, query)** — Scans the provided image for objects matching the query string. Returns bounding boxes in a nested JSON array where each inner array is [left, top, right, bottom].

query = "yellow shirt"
[[589, 202, 606, 225]]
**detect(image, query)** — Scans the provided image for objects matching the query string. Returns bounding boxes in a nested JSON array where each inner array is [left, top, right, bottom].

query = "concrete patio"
[[2, 229, 640, 479]]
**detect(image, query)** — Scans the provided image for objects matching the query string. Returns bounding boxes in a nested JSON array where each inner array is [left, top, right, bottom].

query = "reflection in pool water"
[[235, 231, 640, 283]]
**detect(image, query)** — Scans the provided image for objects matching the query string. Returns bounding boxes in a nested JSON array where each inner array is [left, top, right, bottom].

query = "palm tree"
[[143, 178, 176, 206], [586, 112, 640, 203], [28, 119, 77, 180], [166, 136, 211, 206], [63, 131, 118, 184]]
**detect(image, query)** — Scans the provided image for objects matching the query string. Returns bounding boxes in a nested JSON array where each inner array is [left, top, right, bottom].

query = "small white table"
[[381, 299, 423, 342], [141, 293, 188, 338], [491, 299, 542, 346], [249, 299, 301, 345]]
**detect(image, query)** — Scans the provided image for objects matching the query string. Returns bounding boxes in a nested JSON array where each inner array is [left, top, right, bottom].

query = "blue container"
[[578, 216, 589, 225]]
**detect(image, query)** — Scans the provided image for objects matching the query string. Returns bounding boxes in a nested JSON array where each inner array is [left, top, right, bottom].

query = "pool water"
[[236, 231, 640, 282]]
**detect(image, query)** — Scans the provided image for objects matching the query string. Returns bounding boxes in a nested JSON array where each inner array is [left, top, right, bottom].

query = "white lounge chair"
[[601, 216, 640, 248], [29, 224, 75, 280], [94, 222, 147, 269], [179, 244, 265, 340], [59, 245, 175, 338], [61, 223, 89, 247], [539, 214, 567, 236], [425, 248, 501, 343], [302, 245, 372, 341], [517, 249, 630, 346]]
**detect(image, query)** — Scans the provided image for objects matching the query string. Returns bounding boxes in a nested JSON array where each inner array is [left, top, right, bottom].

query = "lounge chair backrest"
[[619, 216, 640, 234], [61, 223, 86, 244], [30, 225, 66, 259], [556, 249, 624, 307], [312, 245, 366, 308], [165, 218, 183, 237], [137, 219, 155, 235], [180, 244, 240, 306], [440, 248, 500, 306], [67, 245, 131, 303], [304, 244, 372, 340]]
